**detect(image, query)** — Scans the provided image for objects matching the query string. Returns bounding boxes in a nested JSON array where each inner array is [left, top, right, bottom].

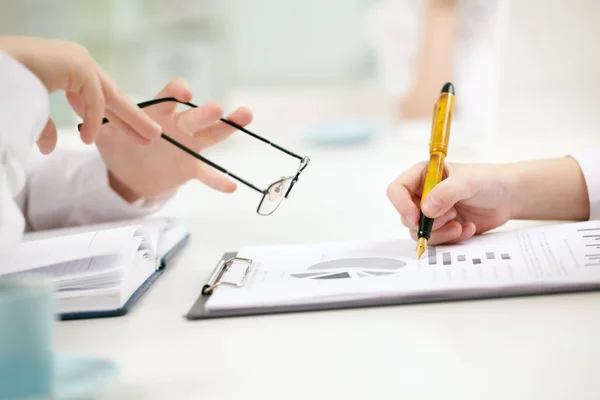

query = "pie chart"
[[289, 257, 407, 280]]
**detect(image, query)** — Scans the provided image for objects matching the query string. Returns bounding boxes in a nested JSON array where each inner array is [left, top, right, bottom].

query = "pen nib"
[[416, 238, 427, 259]]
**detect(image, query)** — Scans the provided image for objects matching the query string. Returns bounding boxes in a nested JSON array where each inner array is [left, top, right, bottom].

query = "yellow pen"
[[416, 82, 455, 259]]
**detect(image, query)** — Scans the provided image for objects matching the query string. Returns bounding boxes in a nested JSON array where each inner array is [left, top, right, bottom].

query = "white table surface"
[[54, 92, 600, 400]]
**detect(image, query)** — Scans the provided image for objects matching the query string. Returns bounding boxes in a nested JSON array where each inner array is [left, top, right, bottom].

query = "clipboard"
[[185, 249, 600, 321], [185, 251, 454, 320]]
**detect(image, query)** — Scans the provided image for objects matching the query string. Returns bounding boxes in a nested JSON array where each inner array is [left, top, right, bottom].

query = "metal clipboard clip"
[[202, 256, 253, 295]]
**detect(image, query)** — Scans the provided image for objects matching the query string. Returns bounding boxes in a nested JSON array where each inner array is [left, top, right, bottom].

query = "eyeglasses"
[[76, 97, 310, 216]]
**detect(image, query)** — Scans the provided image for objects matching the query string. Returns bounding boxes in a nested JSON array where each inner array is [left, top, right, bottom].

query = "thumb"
[[421, 177, 473, 218]]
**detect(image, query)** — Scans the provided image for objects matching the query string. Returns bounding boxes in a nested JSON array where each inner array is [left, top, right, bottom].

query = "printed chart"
[[289, 257, 407, 280], [426, 246, 511, 266], [578, 225, 600, 267]]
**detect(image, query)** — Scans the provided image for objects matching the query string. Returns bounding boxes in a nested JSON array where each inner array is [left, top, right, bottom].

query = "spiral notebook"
[[187, 220, 600, 320], [3, 217, 189, 320]]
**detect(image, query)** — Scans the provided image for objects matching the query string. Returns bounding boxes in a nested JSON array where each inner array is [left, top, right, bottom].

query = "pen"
[[416, 82, 455, 259]]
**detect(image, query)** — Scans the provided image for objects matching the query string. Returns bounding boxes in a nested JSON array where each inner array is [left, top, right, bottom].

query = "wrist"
[[107, 171, 142, 204], [503, 157, 590, 221], [499, 162, 525, 220]]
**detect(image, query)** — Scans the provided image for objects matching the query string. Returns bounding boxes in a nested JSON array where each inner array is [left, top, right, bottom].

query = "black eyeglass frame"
[[76, 96, 310, 216]]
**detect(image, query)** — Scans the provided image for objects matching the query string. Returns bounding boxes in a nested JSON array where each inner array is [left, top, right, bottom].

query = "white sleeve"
[[0, 50, 49, 265], [22, 147, 171, 231], [571, 148, 600, 221]]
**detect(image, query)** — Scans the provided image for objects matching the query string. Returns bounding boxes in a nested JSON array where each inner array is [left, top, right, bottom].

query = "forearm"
[[505, 156, 590, 221]]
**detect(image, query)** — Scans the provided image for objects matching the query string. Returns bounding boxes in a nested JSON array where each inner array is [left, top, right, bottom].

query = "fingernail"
[[423, 196, 441, 214]]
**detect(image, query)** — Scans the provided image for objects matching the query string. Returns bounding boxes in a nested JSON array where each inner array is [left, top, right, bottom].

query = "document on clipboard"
[[186, 220, 600, 320]]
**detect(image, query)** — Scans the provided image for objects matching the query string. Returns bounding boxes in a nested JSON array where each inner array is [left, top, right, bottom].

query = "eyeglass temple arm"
[[159, 134, 265, 194], [75, 121, 266, 195], [217, 118, 304, 161], [136, 97, 305, 161]]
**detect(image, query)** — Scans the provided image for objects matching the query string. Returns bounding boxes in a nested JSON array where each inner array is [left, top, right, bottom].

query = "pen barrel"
[[417, 212, 434, 240], [429, 92, 455, 155], [421, 152, 445, 203]]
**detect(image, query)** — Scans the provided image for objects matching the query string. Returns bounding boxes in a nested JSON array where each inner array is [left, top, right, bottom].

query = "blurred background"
[[0, 0, 597, 148], [0, 0, 599, 221]]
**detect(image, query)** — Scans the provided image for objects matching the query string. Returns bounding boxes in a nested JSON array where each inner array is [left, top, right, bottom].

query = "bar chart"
[[427, 246, 511, 266], [578, 226, 600, 266]]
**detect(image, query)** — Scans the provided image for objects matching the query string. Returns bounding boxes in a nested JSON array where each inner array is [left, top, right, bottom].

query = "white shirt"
[[0, 51, 163, 268]]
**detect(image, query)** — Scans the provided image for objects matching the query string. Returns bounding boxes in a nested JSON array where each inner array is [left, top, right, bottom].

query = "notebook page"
[[52, 248, 158, 313], [2, 225, 140, 275], [205, 220, 600, 310], [21, 217, 164, 247]]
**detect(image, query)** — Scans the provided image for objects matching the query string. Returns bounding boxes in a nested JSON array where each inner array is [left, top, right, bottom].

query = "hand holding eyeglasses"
[[75, 78, 310, 216]]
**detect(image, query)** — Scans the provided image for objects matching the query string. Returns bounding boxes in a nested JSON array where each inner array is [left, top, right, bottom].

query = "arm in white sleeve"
[[0, 50, 49, 264], [571, 148, 600, 220], [22, 147, 171, 231]]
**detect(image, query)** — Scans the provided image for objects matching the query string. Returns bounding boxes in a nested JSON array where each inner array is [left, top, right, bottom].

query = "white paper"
[[3, 224, 156, 276], [205, 220, 600, 310]]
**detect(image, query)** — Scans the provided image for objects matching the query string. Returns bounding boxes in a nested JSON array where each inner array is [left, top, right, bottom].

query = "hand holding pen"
[[416, 82, 455, 258]]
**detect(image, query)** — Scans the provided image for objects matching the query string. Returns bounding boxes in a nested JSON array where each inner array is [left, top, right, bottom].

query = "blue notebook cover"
[[59, 232, 190, 321]]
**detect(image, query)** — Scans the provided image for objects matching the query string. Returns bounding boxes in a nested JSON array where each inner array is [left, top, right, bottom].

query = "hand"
[[70, 78, 253, 202], [386, 161, 513, 244], [0, 36, 162, 153]]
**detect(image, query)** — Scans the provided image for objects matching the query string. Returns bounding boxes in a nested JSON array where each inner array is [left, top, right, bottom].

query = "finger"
[[421, 176, 476, 219], [431, 207, 457, 230], [70, 89, 154, 144], [97, 69, 162, 140], [151, 77, 193, 116], [104, 109, 151, 146], [197, 107, 253, 145], [36, 119, 58, 154], [174, 102, 224, 137], [387, 163, 427, 227], [78, 75, 105, 144], [66, 91, 84, 119], [195, 165, 237, 193], [399, 206, 453, 229], [445, 222, 477, 244], [410, 220, 463, 245]]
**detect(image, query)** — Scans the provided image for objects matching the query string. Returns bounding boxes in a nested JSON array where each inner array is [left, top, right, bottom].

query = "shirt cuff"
[[570, 148, 600, 220]]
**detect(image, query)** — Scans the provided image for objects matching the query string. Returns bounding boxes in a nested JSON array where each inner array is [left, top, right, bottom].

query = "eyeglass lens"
[[257, 177, 294, 216]]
